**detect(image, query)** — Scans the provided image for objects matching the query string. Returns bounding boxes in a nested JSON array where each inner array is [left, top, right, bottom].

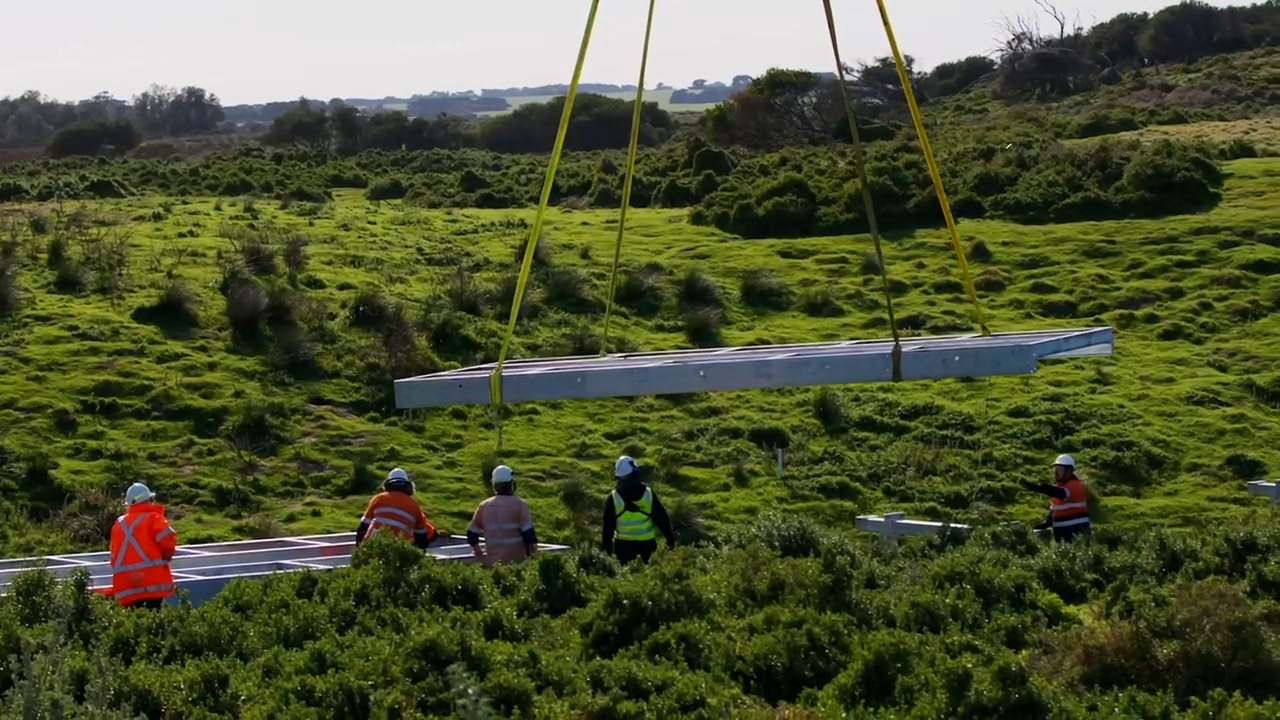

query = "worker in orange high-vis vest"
[[467, 465, 538, 567], [110, 483, 178, 609], [1021, 454, 1092, 541], [355, 468, 438, 550]]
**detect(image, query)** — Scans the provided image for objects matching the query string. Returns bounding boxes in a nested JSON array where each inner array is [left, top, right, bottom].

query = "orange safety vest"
[[1049, 477, 1091, 529], [468, 494, 535, 566], [110, 503, 177, 606], [362, 491, 437, 542]]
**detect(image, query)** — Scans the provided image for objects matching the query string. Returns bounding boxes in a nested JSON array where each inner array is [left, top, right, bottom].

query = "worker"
[[1021, 454, 1092, 541], [602, 455, 676, 564], [467, 464, 538, 566], [356, 467, 438, 550], [109, 483, 177, 609]]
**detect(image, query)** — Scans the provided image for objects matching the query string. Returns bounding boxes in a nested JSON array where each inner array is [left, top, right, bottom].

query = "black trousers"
[[614, 539, 658, 564], [127, 598, 165, 610], [1053, 523, 1091, 542]]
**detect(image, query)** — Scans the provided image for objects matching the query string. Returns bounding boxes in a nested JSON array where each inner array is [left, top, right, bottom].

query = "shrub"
[[349, 287, 394, 330], [739, 269, 793, 311], [614, 264, 667, 317], [514, 233, 554, 269], [796, 288, 845, 317], [224, 276, 269, 339], [683, 307, 724, 347], [446, 266, 491, 317], [366, 178, 409, 201], [0, 259, 17, 316], [541, 268, 598, 314], [283, 234, 309, 286], [678, 268, 724, 311], [131, 280, 200, 330]]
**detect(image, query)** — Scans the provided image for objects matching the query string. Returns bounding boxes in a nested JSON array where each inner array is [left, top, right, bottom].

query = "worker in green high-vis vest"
[[602, 455, 676, 564]]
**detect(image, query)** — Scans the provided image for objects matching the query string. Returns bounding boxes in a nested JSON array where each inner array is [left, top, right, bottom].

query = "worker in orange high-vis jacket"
[[467, 465, 538, 567], [355, 468, 438, 550], [110, 483, 178, 609], [1021, 454, 1092, 542]]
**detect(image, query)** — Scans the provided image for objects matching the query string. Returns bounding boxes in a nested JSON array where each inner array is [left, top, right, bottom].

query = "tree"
[[47, 118, 141, 157], [1085, 12, 1151, 69], [330, 105, 363, 156], [478, 93, 673, 154], [263, 99, 331, 150], [1139, 1, 1224, 64], [704, 69, 846, 150], [129, 84, 223, 137]]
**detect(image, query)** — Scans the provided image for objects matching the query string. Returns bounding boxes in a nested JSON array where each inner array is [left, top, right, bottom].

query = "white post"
[[777, 448, 785, 478]]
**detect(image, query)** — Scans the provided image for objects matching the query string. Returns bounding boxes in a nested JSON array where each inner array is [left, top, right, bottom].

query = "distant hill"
[[220, 75, 758, 125]]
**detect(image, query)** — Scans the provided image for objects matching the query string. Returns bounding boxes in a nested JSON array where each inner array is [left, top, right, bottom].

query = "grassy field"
[[1111, 115, 1280, 155], [1, 140, 1277, 556]]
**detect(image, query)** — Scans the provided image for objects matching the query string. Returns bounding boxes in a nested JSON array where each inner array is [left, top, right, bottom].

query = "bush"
[[131, 280, 200, 330], [366, 178, 409, 201], [224, 276, 269, 339], [0, 259, 17, 316], [739, 269, 793, 311], [677, 268, 724, 311], [683, 307, 724, 347], [349, 287, 393, 330], [614, 264, 667, 317]]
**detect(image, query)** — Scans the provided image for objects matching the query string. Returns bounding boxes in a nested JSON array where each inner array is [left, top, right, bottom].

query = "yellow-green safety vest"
[[612, 487, 656, 541]]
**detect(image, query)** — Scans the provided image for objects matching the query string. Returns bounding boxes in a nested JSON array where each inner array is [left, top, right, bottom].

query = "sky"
[[1, 0, 1236, 105]]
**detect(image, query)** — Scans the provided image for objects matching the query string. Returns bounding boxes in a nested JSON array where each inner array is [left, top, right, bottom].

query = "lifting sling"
[[487, 0, 995, 453]]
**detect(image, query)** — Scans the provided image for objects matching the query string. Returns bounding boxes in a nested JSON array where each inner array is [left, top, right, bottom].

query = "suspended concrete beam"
[[856, 512, 972, 546], [394, 327, 1114, 409], [0, 533, 571, 607], [1247, 481, 1279, 505]]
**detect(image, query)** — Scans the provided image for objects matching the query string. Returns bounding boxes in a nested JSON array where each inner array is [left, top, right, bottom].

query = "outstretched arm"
[[649, 492, 677, 547], [1021, 481, 1069, 500]]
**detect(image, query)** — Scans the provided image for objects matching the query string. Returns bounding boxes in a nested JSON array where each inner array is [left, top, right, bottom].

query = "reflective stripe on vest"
[[368, 505, 419, 538], [612, 487, 656, 541], [1050, 479, 1090, 527], [112, 514, 169, 573]]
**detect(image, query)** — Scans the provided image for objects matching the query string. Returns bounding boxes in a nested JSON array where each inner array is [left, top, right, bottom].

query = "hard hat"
[[384, 467, 415, 495], [1053, 454, 1076, 468], [125, 483, 155, 505], [614, 455, 639, 479], [491, 465, 514, 484]]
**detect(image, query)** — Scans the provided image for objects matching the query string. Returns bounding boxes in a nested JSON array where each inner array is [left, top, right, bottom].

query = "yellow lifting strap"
[[489, 0, 603, 452], [872, 0, 989, 336], [820, 0, 903, 381], [600, 0, 657, 355]]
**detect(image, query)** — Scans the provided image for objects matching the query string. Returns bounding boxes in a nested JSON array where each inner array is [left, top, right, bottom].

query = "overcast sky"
[[1, 0, 1231, 105]]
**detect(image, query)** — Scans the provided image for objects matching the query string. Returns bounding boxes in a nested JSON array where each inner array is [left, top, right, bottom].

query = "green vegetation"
[[2, 523, 1277, 716], [0, 1, 1278, 716]]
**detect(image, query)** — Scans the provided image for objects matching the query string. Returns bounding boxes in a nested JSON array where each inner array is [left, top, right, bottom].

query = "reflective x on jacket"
[[110, 502, 177, 606]]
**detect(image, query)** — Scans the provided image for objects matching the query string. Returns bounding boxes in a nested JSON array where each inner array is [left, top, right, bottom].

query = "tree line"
[[2, 1, 1273, 161], [0, 85, 224, 152]]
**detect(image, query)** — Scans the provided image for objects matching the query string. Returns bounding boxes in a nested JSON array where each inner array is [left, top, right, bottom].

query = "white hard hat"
[[614, 455, 639, 479], [125, 482, 155, 505], [386, 467, 410, 482], [491, 465, 514, 484], [1053, 454, 1076, 468]]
